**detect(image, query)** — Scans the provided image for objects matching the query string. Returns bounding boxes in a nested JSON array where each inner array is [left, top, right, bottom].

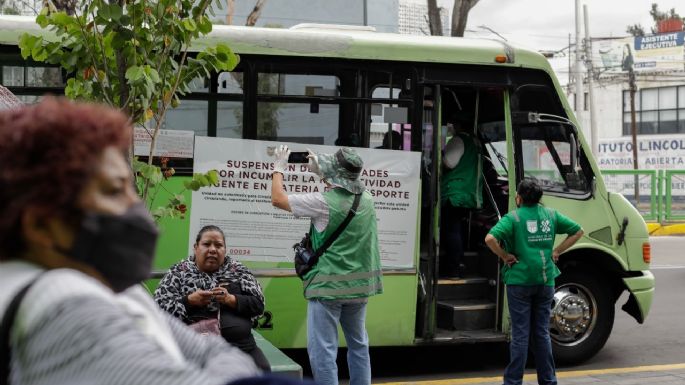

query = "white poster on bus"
[[189, 137, 421, 268]]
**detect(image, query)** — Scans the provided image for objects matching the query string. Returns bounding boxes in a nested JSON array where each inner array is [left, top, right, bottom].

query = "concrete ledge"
[[646, 223, 685, 236], [253, 331, 302, 377]]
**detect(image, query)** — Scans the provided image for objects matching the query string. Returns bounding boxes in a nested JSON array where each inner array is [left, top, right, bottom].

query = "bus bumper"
[[621, 270, 655, 324]]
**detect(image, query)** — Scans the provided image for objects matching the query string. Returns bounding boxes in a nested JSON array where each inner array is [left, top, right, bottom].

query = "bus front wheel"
[[550, 270, 614, 364]]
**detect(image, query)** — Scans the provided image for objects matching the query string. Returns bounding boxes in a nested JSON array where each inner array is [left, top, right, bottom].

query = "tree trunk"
[[226, 0, 235, 25], [245, 0, 267, 27], [426, 0, 443, 36], [451, 0, 479, 37], [52, 0, 77, 15]]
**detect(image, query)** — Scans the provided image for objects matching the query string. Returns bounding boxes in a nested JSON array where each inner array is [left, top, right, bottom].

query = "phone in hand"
[[288, 151, 309, 163]]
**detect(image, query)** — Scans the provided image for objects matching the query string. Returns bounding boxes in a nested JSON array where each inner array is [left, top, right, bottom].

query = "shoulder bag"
[[292, 193, 361, 280]]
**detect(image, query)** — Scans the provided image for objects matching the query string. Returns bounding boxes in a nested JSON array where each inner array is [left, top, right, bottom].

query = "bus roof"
[[0, 15, 551, 72]]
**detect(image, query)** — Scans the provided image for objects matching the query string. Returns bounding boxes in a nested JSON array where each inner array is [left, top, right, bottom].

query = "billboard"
[[594, 31, 685, 74]]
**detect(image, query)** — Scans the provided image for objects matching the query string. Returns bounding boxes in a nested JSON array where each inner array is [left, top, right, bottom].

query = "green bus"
[[0, 16, 654, 364]]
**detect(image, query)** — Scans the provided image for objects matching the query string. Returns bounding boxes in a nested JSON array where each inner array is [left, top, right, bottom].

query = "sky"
[[465, 0, 685, 51], [461, 0, 685, 84]]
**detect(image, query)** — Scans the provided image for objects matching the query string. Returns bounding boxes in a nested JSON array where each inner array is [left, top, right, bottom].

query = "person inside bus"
[[440, 115, 483, 278], [485, 179, 583, 385], [270, 145, 383, 385], [155, 225, 270, 371], [0, 97, 260, 385], [376, 130, 402, 150]]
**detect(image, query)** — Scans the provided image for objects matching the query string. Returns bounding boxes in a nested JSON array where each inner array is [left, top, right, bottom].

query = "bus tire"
[[550, 270, 614, 364]]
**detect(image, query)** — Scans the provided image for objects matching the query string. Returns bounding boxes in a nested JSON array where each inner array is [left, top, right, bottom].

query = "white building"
[[398, 0, 450, 36], [567, 31, 685, 171]]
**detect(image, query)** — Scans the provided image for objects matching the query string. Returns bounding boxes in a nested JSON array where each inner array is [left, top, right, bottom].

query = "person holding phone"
[[484, 179, 583, 385], [271, 145, 383, 385], [155, 225, 270, 371]]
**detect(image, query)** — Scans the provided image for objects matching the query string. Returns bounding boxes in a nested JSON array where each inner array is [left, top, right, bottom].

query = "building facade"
[[569, 30, 685, 171]]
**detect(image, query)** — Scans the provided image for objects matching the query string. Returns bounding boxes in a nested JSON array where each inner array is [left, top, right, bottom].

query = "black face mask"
[[62, 202, 159, 293]]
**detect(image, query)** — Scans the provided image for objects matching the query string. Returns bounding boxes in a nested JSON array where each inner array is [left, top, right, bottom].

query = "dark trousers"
[[441, 204, 468, 276], [504, 285, 557, 385], [246, 345, 271, 372]]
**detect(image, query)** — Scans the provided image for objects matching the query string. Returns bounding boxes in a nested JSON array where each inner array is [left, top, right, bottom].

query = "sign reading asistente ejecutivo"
[[594, 31, 685, 73], [189, 137, 421, 268]]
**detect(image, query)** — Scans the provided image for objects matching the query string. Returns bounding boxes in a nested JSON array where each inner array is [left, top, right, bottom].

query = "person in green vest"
[[270, 145, 383, 385], [485, 179, 584, 385], [440, 117, 483, 277]]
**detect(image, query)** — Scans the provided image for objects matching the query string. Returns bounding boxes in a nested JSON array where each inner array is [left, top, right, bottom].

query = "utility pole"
[[628, 66, 639, 204], [583, 5, 598, 159], [362, 0, 367, 26], [568, 33, 572, 95], [574, 0, 584, 130]]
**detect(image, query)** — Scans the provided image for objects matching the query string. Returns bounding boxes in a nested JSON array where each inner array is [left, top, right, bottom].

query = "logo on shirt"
[[526, 220, 538, 233], [541, 219, 551, 233]]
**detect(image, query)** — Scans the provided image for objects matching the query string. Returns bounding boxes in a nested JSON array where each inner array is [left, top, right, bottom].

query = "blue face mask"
[[62, 202, 159, 292]]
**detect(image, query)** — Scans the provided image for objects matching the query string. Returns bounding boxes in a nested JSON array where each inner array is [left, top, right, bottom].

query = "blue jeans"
[[307, 299, 370, 385], [504, 285, 557, 385]]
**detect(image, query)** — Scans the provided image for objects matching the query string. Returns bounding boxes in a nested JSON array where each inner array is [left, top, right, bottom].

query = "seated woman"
[[0, 98, 260, 385], [155, 226, 270, 371]]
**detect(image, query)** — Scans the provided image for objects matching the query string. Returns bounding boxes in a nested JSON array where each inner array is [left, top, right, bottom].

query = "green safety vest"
[[489, 205, 580, 286], [440, 132, 483, 209], [303, 189, 383, 300]]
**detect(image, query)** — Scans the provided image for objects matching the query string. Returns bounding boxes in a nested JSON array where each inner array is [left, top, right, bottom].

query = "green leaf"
[[36, 14, 49, 28], [18, 34, 38, 59], [98, 3, 111, 20], [109, 4, 123, 21], [125, 66, 145, 82], [206, 170, 219, 184], [50, 12, 73, 28], [182, 19, 197, 31], [145, 66, 161, 83], [197, 17, 212, 34]]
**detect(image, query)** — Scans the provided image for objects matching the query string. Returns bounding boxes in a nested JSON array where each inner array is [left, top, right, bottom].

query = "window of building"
[[623, 85, 685, 135]]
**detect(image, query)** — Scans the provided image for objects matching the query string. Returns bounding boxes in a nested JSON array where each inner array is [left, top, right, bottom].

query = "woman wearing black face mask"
[[0, 98, 260, 385], [155, 226, 270, 371]]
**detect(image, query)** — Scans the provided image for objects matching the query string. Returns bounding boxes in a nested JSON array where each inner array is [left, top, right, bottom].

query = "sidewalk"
[[377, 363, 685, 385], [646, 223, 685, 236]]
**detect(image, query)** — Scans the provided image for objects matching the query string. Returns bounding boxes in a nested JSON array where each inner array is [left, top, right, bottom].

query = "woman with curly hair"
[[155, 225, 270, 371], [0, 97, 260, 385]]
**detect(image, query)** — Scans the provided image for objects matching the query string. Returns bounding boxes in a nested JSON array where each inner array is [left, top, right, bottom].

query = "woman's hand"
[[211, 287, 237, 308], [187, 290, 214, 307]]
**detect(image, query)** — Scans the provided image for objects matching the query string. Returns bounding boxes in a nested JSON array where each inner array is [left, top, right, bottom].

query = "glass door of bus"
[[417, 82, 510, 343]]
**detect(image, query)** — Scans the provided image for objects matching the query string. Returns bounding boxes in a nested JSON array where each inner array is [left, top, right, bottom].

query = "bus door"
[[419, 83, 510, 343], [416, 85, 442, 340]]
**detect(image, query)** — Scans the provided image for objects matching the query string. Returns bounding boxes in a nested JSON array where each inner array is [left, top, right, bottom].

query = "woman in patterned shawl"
[[155, 225, 269, 371]]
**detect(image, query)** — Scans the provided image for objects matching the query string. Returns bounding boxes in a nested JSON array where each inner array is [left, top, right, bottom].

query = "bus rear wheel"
[[551, 270, 614, 364]]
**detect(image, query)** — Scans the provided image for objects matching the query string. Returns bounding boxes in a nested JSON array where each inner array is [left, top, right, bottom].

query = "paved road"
[[287, 237, 684, 383], [368, 236, 685, 384]]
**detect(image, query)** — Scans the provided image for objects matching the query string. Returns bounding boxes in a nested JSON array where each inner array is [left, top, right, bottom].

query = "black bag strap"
[[1, 275, 42, 385], [308, 193, 361, 268]]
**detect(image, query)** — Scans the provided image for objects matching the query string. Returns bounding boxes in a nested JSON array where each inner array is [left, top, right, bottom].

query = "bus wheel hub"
[[550, 285, 596, 346]]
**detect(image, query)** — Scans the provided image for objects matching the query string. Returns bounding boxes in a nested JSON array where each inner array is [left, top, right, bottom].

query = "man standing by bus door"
[[270, 145, 383, 385], [440, 118, 483, 278], [485, 179, 583, 385]]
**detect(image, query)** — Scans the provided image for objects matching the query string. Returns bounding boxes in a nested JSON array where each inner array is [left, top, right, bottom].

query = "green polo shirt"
[[488, 204, 581, 286]]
